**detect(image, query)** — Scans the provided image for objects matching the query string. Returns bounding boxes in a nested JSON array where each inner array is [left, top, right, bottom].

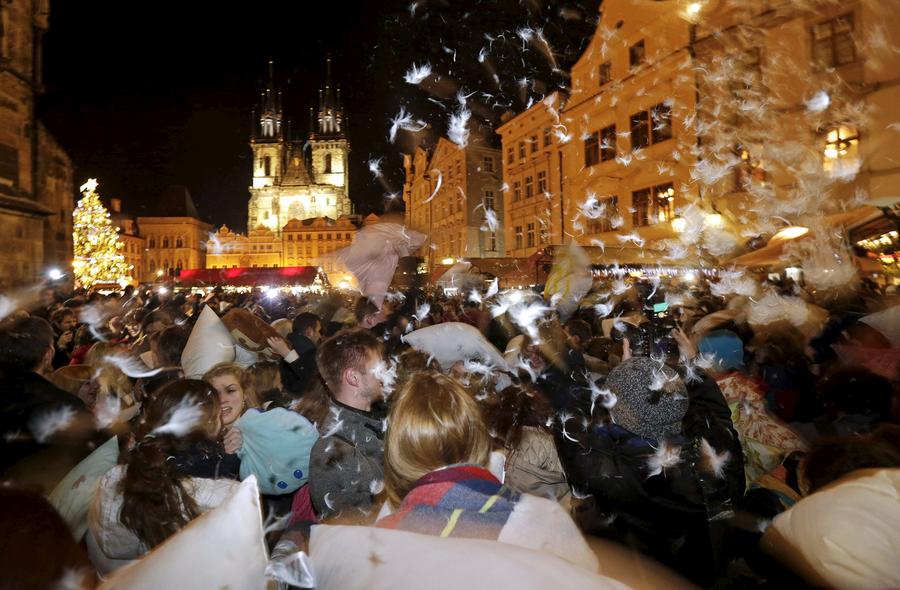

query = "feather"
[[699, 437, 731, 479], [151, 397, 203, 437], [403, 62, 432, 85], [29, 406, 76, 443], [646, 440, 682, 477]]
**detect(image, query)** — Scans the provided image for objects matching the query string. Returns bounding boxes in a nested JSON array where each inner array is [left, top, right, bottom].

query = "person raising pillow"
[[203, 363, 260, 454]]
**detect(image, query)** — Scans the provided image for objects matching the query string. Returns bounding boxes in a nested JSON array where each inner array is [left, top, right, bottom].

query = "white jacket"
[[87, 464, 240, 575]]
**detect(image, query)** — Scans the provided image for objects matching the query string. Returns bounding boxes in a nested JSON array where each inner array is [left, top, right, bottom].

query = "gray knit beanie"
[[606, 357, 689, 439]]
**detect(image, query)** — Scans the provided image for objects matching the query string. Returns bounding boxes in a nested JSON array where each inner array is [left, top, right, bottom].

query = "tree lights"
[[72, 178, 132, 289]]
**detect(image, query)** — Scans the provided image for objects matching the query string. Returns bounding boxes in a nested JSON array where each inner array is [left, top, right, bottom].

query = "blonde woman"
[[202, 363, 260, 454], [377, 371, 598, 572]]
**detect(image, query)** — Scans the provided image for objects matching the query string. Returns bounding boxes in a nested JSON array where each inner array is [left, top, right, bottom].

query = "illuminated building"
[[138, 186, 212, 282]]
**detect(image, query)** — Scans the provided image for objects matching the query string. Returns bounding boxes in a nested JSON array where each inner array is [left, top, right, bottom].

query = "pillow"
[[222, 308, 284, 354], [181, 306, 235, 379], [403, 322, 509, 372], [48, 364, 94, 395], [236, 408, 319, 495], [270, 318, 293, 339], [48, 436, 119, 541], [764, 469, 900, 590], [99, 476, 268, 590], [308, 524, 631, 590], [233, 345, 261, 369]]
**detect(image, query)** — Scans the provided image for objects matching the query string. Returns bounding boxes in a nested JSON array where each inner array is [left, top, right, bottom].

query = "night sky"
[[38, 0, 600, 232]]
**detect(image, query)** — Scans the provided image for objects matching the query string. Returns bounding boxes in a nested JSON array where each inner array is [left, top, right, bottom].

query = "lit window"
[[588, 196, 620, 233], [812, 14, 855, 69], [633, 185, 675, 227], [525, 176, 534, 198], [822, 124, 860, 178], [526, 223, 535, 247], [514, 226, 523, 249], [484, 190, 495, 211]]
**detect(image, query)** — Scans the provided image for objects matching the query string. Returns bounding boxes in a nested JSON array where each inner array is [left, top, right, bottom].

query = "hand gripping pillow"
[[100, 476, 267, 590], [221, 307, 283, 354], [308, 524, 632, 590], [48, 436, 119, 541], [181, 306, 235, 379], [235, 408, 319, 495], [765, 469, 900, 590]]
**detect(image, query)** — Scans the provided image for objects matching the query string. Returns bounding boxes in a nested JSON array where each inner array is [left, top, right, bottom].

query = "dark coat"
[[0, 370, 93, 473], [557, 371, 745, 586], [280, 333, 318, 396]]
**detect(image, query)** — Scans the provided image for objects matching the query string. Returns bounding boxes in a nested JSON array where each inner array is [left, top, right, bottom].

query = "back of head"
[[315, 328, 382, 394], [565, 319, 592, 346], [0, 487, 92, 590], [0, 315, 53, 373], [803, 428, 900, 493], [155, 325, 190, 367], [817, 367, 892, 421], [122, 379, 220, 548], [384, 371, 492, 507], [605, 357, 689, 440], [292, 312, 321, 336]]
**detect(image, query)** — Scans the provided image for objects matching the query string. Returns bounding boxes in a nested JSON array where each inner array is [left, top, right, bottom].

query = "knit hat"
[[698, 329, 745, 371], [606, 357, 689, 440]]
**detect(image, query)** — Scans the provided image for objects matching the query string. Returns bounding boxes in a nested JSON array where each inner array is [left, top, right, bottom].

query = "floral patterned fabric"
[[715, 372, 807, 485]]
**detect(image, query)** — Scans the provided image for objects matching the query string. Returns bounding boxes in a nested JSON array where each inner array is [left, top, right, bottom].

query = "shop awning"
[[176, 266, 320, 287]]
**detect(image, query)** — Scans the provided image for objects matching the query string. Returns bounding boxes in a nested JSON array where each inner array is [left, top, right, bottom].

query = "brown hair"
[[84, 342, 134, 401], [315, 328, 382, 394], [247, 361, 281, 398], [384, 371, 492, 507], [119, 379, 221, 548], [202, 362, 260, 410], [480, 384, 555, 451]]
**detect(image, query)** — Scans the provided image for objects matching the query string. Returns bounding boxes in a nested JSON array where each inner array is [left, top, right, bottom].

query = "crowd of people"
[[0, 274, 898, 589]]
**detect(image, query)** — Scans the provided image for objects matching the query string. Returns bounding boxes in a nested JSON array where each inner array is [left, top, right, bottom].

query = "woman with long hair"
[[87, 379, 241, 574], [203, 363, 260, 454], [377, 371, 597, 571]]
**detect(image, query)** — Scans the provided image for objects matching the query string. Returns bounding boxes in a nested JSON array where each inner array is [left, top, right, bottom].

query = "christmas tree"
[[72, 178, 132, 288]]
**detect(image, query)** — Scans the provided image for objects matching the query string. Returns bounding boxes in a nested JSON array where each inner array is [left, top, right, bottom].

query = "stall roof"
[[176, 266, 320, 287]]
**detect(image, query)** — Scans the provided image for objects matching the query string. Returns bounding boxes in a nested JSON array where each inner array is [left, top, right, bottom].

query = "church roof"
[[141, 185, 201, 219], [281, 144, 313, 186]]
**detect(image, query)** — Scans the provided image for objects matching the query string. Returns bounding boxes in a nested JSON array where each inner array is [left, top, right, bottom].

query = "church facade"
[[206, 60, 367, 287], [247, 58, 353, 234]]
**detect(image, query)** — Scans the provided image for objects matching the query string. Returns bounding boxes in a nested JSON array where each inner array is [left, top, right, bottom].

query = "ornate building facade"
[[247, 59, 352, 235], [0, 0, 75, 288]]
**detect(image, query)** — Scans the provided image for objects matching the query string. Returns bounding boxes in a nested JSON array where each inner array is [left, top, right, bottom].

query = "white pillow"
[[48, 436, 119, 541], [768, 469, 900, 590], [403, 322, 509, 372], [99, 476, 268, 590], [181, 306, 235, 378], [308, 524, 632, 590]]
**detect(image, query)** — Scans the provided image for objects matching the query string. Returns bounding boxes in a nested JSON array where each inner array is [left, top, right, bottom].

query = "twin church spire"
[[252, 57, 344, 142]]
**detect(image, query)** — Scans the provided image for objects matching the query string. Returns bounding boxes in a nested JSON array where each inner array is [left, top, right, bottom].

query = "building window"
[[514, 226, 523, 249], [539, 223, 550, 244], [822, 124, 860, 178], [599, 61, 612, 85], [456, 161, 462, 177], [176, 237, 183, 248], [484, 190, 495, 211], [629, 40, 646, 68], [584, 131, 600, 167], [530, 135, 538, 153], [264, 156, 271, 176], [600, 125, 617, 162], [632, 184, 675, 227], [149, 260, 156, 272], [812, 14, 855, 69], [513, 180, 522, 202], [149, 238, 155, 248], [483, 155, 494, 172], [525, 175, 534, 198], [507, 146, 514, 164], [318, 234, 323, 241], [162, 237, 170, 248], [526, 223, 535, 248], [650, 103, 673, 144], [518, 141, 526, 159], [588, 196, 620, 233], [537, 171, 547, 194], [489, 231, 497, 251], [324, 153, 332, 174], [287, 234, 293, 241], [630, 111, 651, 150]]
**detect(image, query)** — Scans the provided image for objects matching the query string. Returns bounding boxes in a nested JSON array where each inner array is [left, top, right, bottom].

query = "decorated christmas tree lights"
[[72, 178, 132, 288]]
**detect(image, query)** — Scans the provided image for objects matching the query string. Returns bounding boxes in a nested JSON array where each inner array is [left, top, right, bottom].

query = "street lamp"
[[47, 268, 64, 281]]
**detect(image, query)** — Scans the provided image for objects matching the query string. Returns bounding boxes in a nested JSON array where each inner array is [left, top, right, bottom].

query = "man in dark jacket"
[[0, 316, 96, 479], [269, 312, 322, 397], [307, 328, 386, 519]]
